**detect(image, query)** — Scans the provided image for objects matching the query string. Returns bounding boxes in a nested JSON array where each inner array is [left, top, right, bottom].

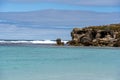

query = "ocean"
[[0, 44, 120, 80]]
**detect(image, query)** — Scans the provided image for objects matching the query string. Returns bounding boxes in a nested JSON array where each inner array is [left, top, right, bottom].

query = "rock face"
[[68, 27, 120, 47]]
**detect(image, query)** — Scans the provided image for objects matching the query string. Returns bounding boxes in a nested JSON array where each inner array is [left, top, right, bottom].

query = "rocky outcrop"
[[56, 38, 64, 45], [68, 24, 120, 47]]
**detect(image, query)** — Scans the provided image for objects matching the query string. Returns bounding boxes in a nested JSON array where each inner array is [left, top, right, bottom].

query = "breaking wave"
[[0, 40, 68, 44]]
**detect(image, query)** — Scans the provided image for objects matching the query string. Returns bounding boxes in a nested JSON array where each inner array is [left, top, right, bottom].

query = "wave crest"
[[0, 40, 68, 44]]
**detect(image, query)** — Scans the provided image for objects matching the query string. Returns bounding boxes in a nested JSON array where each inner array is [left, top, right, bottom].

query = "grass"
[[84, 23, 120, 32], [84, 23, 120, 39]]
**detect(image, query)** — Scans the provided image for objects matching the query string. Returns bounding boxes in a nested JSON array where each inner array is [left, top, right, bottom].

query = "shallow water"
[[0, 45, 120, 80]]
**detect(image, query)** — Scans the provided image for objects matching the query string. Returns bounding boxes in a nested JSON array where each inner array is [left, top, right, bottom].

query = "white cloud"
[[0, 10, 119, 40], [0, 10, 120, 26], [0, 24, 71, 40]]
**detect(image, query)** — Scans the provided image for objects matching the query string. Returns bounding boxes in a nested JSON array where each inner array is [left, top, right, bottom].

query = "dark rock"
[[80, 36, 92, 44], [67, 40, 80, 46], [113, 39, 120, 47], [56, 38, 64, 45]]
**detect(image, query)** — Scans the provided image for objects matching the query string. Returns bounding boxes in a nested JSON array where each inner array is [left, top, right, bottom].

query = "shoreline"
[[0, 43, 120, 49], [0, 39, 120, 48]]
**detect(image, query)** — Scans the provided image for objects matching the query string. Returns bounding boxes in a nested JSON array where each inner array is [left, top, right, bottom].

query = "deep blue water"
[[0, 45, 120, 80]]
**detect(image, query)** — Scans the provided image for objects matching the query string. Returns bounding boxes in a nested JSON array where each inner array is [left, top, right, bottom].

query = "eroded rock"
[[68, 27, 120, 47]]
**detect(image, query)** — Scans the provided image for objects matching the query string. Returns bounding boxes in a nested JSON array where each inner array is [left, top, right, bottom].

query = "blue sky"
[[0, 0, 120, 12], [0, 2, 120, 12], [0, 0, 120, 40]]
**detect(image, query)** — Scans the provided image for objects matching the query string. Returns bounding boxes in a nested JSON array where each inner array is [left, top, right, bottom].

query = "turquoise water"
[[0, 45, 120, 80]]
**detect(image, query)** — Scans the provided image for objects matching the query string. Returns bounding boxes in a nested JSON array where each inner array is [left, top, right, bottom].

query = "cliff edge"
[[68, 24, 120, 47]]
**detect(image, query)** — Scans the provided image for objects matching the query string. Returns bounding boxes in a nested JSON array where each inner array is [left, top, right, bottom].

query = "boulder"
[[56, 38, 64, 45]]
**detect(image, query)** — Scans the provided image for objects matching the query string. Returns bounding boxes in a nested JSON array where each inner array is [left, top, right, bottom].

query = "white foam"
[[62, 40, 68, 44], [0, 40, 68, 44], [30, 40, 56, 44], [0, 41, 30, 44]]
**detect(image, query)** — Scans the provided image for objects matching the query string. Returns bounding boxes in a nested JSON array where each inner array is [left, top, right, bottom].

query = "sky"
[[0, 0, 120, 40]]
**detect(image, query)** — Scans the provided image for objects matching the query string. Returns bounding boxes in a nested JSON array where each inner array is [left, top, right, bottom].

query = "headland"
[[67, 23, 120, 47]]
